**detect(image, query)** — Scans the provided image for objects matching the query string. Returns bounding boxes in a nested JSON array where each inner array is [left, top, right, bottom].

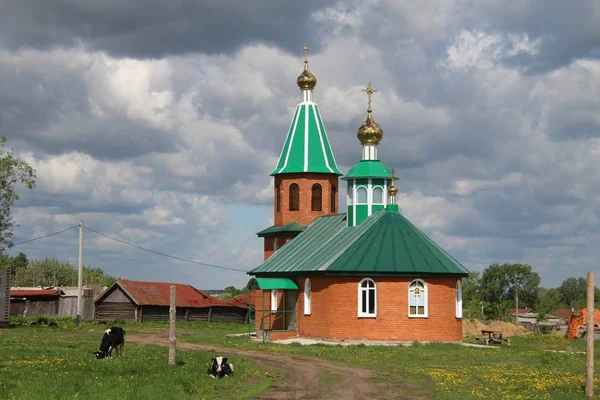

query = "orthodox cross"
[[391, 168, 396, 183], [302, 44, 310, 63], [361, 82, 378, 111]]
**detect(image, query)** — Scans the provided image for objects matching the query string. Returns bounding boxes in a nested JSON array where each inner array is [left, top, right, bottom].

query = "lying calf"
[[93, 326, 126, 359], [207, 356, 234, 378]]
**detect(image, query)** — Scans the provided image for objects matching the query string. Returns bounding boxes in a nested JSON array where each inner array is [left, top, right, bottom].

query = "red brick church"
[[247, 46, 469, 343]]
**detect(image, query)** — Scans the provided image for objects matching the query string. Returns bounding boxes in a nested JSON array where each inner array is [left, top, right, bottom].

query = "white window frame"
[[356, 186, 368, 204], [372, 186, 384, 204], [408, 279, 428, 318], [456, 279, 463, 319], [358, 278, 377, 318], [304, 278, 311, 315], [273, 238, 279, 252], [270, 289, 278, 312]]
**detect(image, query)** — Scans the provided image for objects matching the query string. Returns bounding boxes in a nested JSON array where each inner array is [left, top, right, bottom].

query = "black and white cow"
[[207, 357, 234, 379], [93, 326, 126, 359]]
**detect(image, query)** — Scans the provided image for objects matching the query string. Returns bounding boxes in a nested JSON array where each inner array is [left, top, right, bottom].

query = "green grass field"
[[2, 317, 600, 399], [0, 319, 270, 400]]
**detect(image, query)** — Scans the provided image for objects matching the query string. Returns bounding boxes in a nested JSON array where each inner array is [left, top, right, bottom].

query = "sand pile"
[[485, 321, 532, 337], [462, 319, 488, 337]]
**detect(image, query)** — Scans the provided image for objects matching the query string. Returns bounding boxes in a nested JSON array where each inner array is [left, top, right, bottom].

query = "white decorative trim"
[[358, 278, 377, 318], [304, 103, 309, 172], [311, 104, 334, 173], [301, 89, 312, 103], [314, 106, 341, 173], [408, 279, 428, 318], [367, 179, 372, 215], [362, 144, 377, 160], [278, 105, 301, 174], [304, 278, 311, 315], [456, 280, 463, 319], [352, 179, 357, 227]]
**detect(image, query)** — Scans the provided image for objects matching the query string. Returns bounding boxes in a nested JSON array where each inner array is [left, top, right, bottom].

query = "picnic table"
[[476, 330, 511, 346]]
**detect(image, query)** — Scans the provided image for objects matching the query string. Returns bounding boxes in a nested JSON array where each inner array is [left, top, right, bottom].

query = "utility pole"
[[76, 221, 84, 328], [169, 285, 176, 366], [515, 287, 519, 324], [585, 271, 595, 398]]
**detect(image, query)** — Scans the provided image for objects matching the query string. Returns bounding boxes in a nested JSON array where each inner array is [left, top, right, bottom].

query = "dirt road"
[[128, 331, 421, 400]]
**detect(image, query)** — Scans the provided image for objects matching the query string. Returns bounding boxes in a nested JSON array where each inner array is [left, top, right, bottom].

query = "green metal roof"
[[247, 208, 469, 276], [256, 222, 307, 237], [271, 102, 343, 176], [342, 160, 394, 180], [250, 277, 299, 290]]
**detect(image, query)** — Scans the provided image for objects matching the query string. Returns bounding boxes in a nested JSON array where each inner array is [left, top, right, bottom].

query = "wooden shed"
[[94, 280, 248, 323], [10, 288, 65, 317]]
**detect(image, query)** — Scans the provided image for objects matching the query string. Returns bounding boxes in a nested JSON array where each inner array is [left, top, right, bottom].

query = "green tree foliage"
[[536, 288, 562, 320], [220, 285, 249, 300], [479, 263, 541, 319], [8, 255, 118, 287], [557, 276, 600, 309], [0, 136, 36, 253]]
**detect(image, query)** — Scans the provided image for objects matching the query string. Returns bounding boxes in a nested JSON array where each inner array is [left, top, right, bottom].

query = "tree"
[[13, 257, 118, 287], [220, 286, 249, 300], [536, 287, 562, 320], [0, 136, 36, 253], [479, 263, 541, 319]]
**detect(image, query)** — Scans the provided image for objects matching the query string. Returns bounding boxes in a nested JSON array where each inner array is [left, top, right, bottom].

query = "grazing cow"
[[93, 326, 126, 359], [207, 357, 234, 379]]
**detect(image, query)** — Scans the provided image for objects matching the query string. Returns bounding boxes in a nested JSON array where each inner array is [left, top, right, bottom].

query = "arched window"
[[373, 187, 383, 204], [356, 187, 368, 204], [271, 289, 278, 312], [289, 183, 299, 211], [273, 238, 279, 252], [275, 184, 281, 212], [348, 185, 354, 205], [456, 280, 463, 318], [408, 280, 428, 317], [358, 278, 376, 317], [304, 278, 311, 315], [330, 185, 337, 212], [311, 183, 322, 211]]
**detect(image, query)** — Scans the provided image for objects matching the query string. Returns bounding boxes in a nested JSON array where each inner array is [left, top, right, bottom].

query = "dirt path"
[[128, 331, 421, 400]]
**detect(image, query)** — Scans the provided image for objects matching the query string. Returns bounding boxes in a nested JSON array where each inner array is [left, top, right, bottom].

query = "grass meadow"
[[2, 317, 600, 399], [0, 318, 269, 400]]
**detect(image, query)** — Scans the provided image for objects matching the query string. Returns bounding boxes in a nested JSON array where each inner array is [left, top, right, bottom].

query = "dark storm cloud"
[[0, 0, 336, 58]]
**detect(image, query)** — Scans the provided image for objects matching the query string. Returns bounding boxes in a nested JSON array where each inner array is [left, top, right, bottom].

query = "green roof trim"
[[271, 102, 343, 176], [342, 160, 394, 180], [248, 210, 469, 276], [251, 278, 299, 290], [256, 222, 307, 237]]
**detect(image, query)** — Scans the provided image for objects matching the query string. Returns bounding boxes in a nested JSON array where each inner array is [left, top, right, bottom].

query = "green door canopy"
[[247, 277, 299, 290]]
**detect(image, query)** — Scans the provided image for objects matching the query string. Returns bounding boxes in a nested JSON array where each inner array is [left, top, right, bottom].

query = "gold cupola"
[[357, 82, 383, 145], [297, 44, 317, 91]]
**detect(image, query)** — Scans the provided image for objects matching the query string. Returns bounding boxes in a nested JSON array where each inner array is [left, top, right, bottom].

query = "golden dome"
[[297, 63, 317, 90], [388, 183, 398, 197], [357, 111, 383, 144]]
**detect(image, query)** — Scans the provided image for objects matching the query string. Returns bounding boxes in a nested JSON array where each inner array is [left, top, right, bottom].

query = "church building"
[[247, 46, 469, 343]]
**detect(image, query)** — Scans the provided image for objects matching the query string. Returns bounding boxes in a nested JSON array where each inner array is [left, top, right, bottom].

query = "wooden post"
[[586, 271, 595, 398], [76, 221, 84, 328], [169, 285, 176, 366]]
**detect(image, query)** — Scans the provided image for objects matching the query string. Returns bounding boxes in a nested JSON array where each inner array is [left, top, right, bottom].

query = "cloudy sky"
[[5, 0, 600, 290]]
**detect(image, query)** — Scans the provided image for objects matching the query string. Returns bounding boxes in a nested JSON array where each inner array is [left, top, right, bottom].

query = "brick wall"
[[263, 234, 297, 261], [253, 275, 462, 342], [273, 173, 340, 226]]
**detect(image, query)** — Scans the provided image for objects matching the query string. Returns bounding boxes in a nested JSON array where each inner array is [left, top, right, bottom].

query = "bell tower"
[[257, 44, 343, 260]]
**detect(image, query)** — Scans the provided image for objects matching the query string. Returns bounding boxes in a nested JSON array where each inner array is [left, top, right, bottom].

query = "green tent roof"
[[271, 102, 343, 176], [256, 222, 307, 237], [342, 160, 394, 180], [247, 209, 469, 276]]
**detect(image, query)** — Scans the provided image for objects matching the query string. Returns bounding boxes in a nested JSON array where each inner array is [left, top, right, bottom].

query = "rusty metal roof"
[[115, 280, 226, 308], [10, 289, 64, 297]]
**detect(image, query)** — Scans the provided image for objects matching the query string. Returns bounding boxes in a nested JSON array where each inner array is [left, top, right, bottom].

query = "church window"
[[273, 238, 279, 252], [348, 185, 353, 205], [356, 187, 368, 204], [331, 185, 337, 212], [408, 280, 428, 317], [373, 187, 383, 204], [276, 184, 281, 212], [304, 278, 311, 315], [289, 183, 299, 211], [271, 289, 278, 312], [311, 184, 322, 211], [456, 280, 463, 318], [358, 278, 376, 317]]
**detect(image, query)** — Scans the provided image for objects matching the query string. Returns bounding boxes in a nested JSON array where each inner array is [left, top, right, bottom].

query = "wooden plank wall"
[[58, 296, 95, 319], [210, 306, 247, 323], [0, 267, 9, 323], [95, 302, 136, 321], [187, 307, 210, 322]]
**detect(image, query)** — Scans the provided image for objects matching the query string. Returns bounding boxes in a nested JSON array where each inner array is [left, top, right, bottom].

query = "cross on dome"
[[361, 82, 378, 112]]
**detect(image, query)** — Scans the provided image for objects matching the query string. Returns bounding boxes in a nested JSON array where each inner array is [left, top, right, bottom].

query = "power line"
[[83, 226, 248, 273], [12, 225, 79, 246]]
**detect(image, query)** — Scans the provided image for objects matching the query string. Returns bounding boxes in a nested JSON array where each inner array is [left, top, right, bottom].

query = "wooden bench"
[[474, 330, 511, 346]]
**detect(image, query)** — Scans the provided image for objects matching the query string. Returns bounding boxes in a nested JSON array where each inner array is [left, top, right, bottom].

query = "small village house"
[[247, 50, 469, 343], [94, 280, 248, 323], [10, 288, 65, 317]]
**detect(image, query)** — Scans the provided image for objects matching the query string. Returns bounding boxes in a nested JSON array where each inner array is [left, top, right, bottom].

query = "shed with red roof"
[[94, 280, 248, 323]]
